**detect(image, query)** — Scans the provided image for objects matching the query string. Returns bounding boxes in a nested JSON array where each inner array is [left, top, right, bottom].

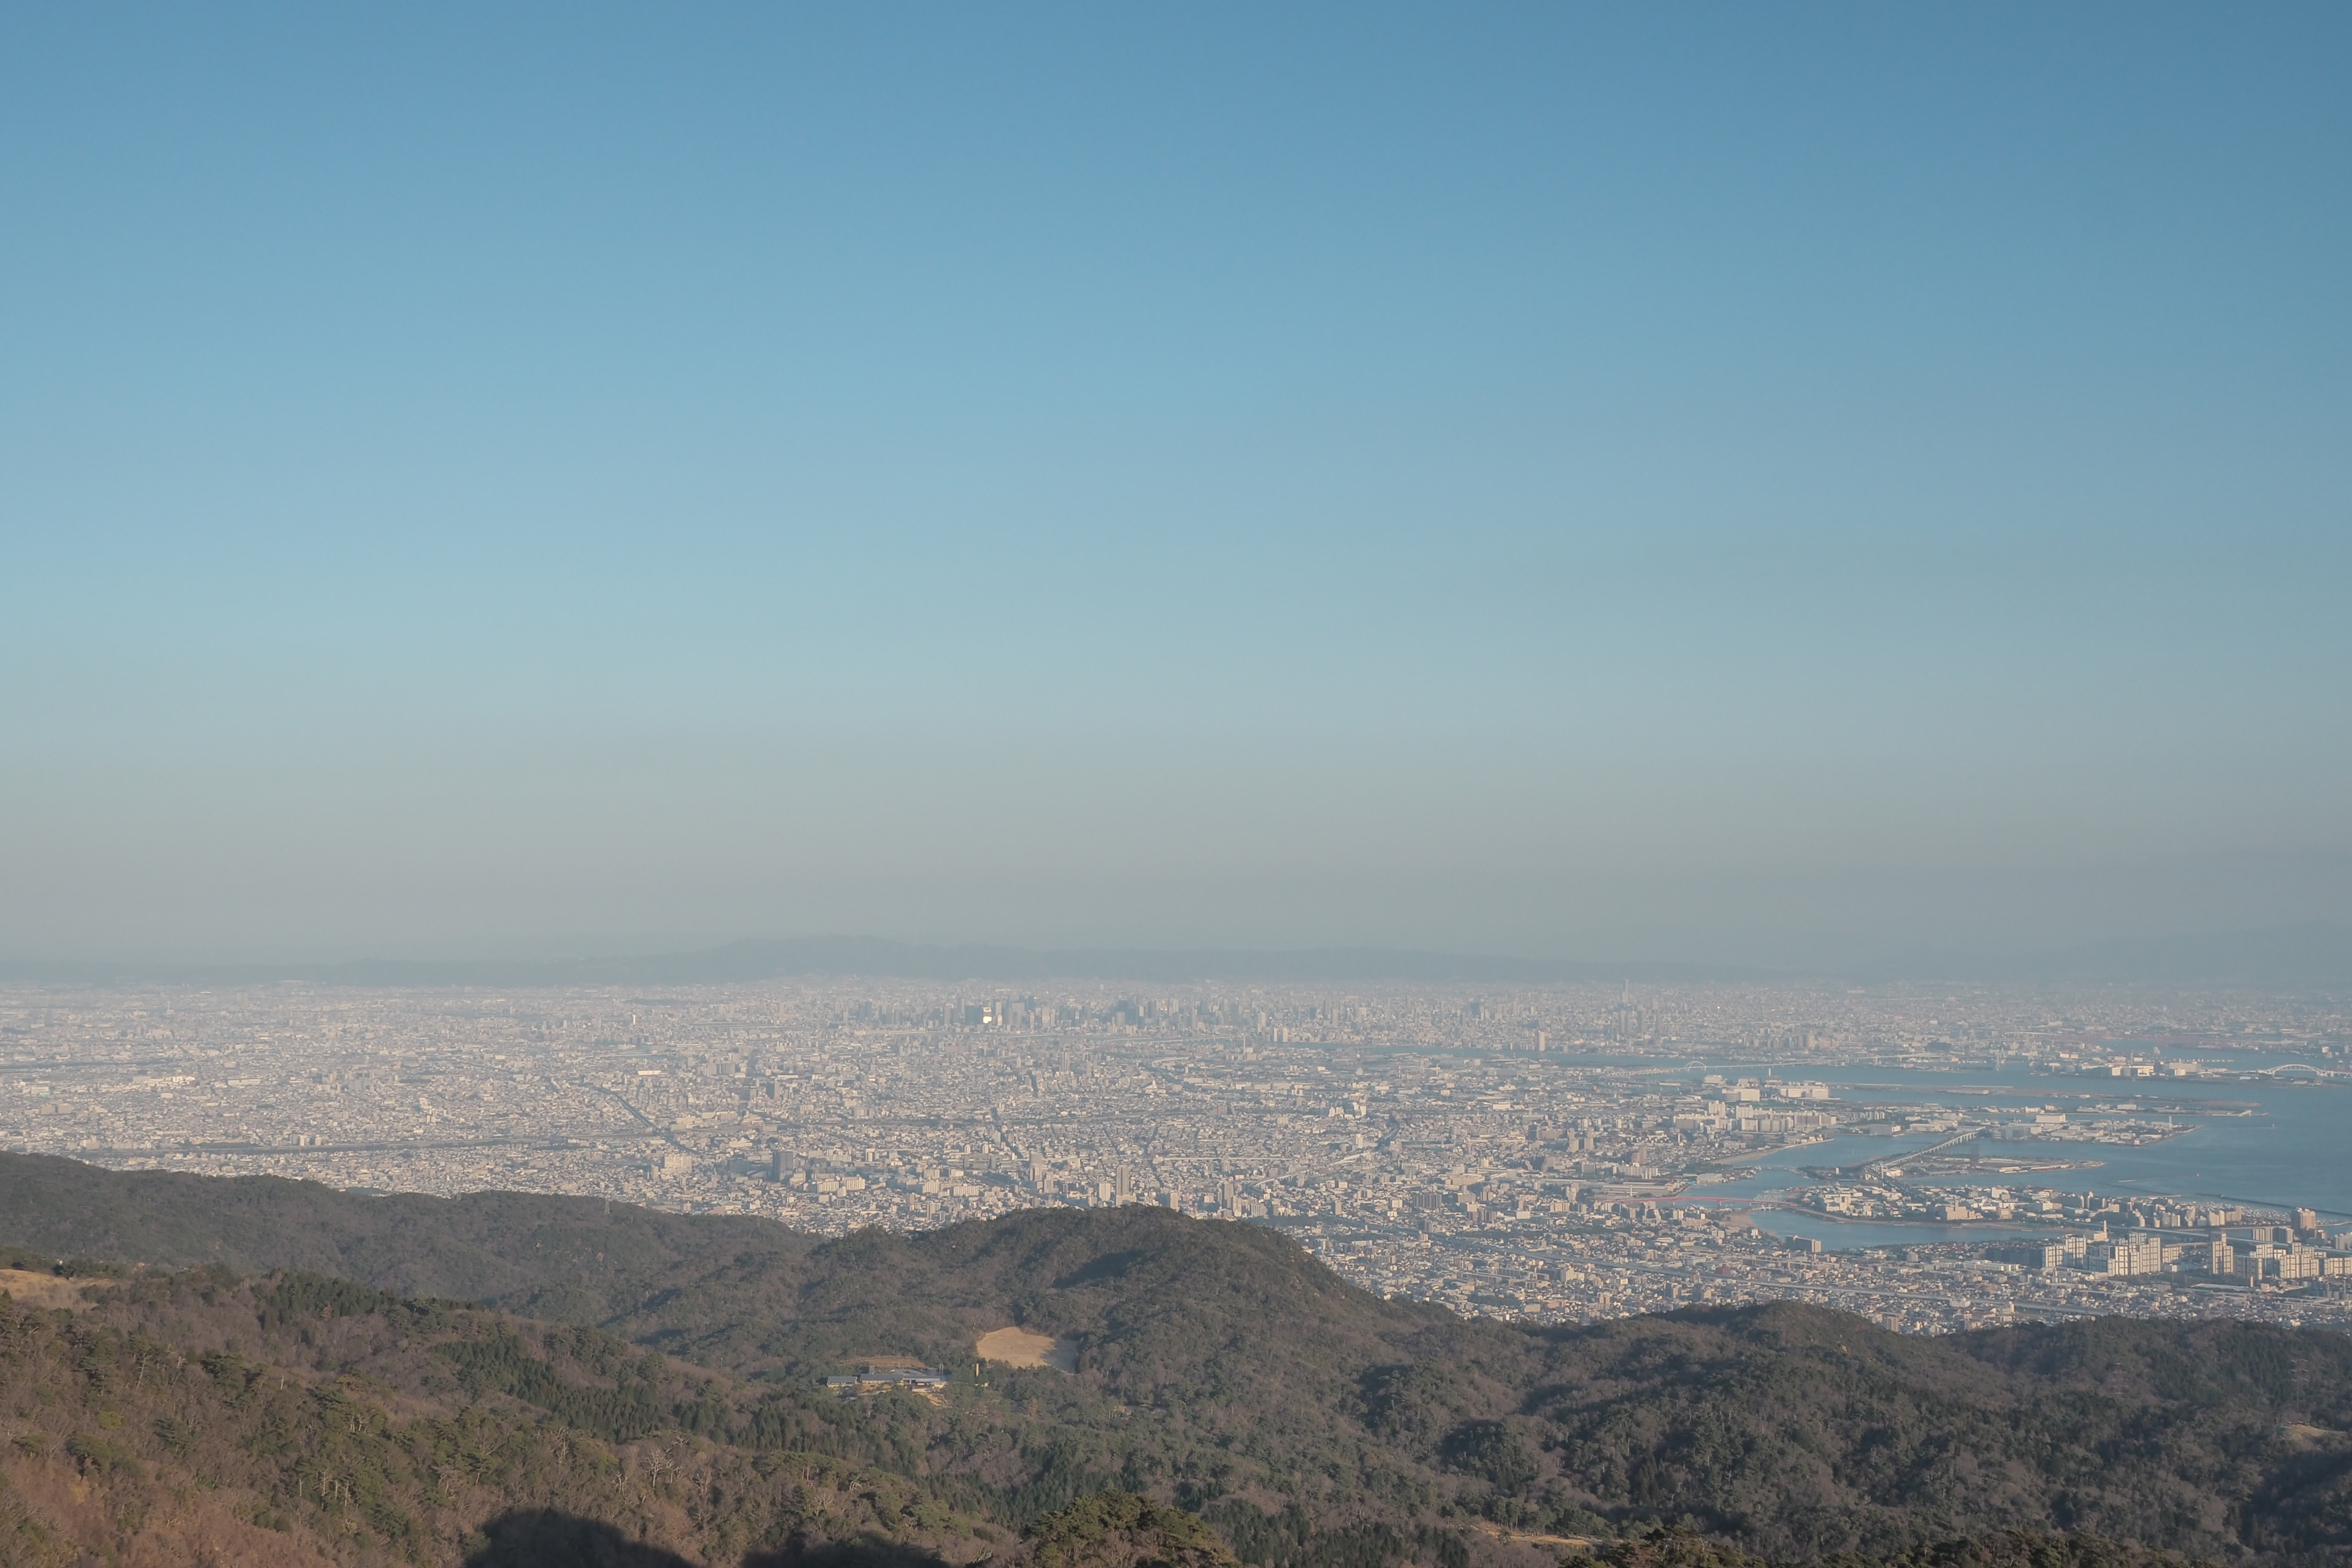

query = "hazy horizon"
[[7, 7, 2348, 970], [8, 920, 2351, 997]]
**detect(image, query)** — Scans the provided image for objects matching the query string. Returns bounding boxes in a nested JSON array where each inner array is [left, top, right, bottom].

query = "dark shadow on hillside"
[[1053, 1247, 1145, 1288], [462, 1511, 697, 1567], [462, 1512, 964, 1568], [742, 1534, 967, 1568]]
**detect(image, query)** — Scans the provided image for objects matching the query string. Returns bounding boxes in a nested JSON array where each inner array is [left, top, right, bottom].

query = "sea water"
[[1678, 1053, 2350, 1251]]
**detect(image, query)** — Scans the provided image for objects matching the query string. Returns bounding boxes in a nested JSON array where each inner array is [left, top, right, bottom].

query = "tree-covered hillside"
[[3, 1153, 2350, 1567], [0, 1267, 999, 1567], [0, 1151, 806, 1319]]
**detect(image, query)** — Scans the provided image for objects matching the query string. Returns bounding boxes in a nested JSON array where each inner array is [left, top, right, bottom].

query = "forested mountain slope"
[[0, 1266, 1003, 1567], [0, 1151, 804, 1319], [4, 1152, 2351, 1567]]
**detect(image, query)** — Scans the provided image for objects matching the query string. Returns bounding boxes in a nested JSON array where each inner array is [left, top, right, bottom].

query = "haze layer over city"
[[4, 8, 2347, 975]]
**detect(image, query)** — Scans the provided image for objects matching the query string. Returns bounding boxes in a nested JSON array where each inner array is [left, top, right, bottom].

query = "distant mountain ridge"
[[3, 922, 2345, 988], [1851, 921, 2352, 988], [0, 936, 1759, 988]]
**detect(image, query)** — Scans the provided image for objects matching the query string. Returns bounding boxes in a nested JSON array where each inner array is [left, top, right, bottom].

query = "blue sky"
[[4, 4, 2347, 964]]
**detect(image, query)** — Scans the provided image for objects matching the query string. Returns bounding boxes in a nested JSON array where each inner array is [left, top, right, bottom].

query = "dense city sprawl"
[[3, 979, 2347, 1336]]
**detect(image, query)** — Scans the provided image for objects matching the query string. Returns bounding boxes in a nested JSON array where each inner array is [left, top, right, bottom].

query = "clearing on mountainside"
[[0, 1269, 92, 1310], [977, 1326, 1075, 1370]]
